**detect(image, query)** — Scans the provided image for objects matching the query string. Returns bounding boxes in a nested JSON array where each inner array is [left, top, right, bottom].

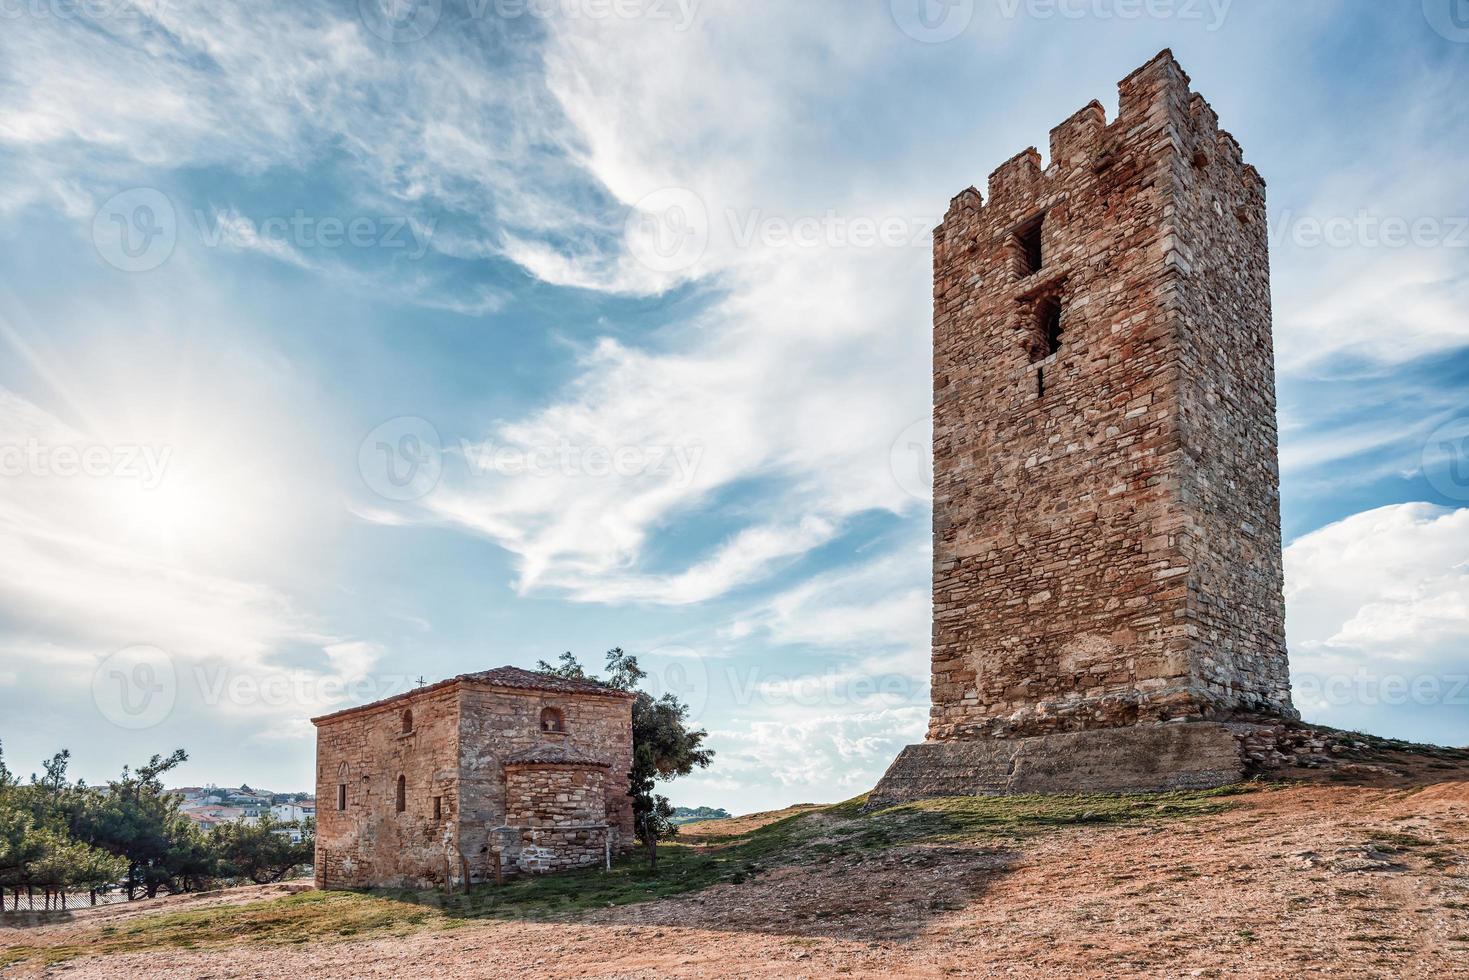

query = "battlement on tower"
[[941, 51, 1264, 228]]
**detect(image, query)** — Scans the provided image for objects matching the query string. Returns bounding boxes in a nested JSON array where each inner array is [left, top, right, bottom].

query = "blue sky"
[[0, 1, 1466, 811]]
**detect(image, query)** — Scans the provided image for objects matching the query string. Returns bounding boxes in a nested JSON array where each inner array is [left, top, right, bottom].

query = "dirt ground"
[[5, 765, 1468, 979]]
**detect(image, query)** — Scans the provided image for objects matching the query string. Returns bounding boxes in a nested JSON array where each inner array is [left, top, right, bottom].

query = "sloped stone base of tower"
[[868, 722, 1249, 807]]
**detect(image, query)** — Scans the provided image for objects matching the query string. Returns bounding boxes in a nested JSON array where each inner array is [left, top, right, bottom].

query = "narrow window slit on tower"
[[1036, 367, 1045, 398], [395, 775, 406, 814], [337, 784, 347, 811], [1015, 214, 1045, 277], [1028, 293, 1064, 363]]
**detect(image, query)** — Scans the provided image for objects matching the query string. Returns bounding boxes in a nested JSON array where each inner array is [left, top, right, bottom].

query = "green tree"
[[534, 651, 589, 680], [539, 648, 713, 871], [210, 815, 314, 884], [73, 750, 201, 898], [0, 743, 128, 906], [25, 828, 127, 899]]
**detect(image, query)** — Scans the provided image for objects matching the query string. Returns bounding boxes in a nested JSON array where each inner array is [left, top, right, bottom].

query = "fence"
[[0, 885, 132, 913]]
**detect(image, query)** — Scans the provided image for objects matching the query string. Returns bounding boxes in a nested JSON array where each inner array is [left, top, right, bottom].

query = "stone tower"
[[874, 51, 1297, 801]]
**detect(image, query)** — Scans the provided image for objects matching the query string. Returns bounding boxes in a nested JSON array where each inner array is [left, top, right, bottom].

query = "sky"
[[0, 1, 1466, 812]]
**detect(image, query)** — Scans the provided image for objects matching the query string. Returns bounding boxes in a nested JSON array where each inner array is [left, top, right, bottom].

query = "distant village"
[[171, 786, 315, 842]]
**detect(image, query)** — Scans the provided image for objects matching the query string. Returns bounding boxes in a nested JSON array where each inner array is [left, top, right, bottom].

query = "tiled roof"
[[458, 665, 635, 698], [310, 664, 633, 724], [504, 742, 611, 767]]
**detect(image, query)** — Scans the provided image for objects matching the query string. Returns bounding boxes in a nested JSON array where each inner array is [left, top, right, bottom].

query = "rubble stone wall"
[[313, 685, 461, 889]]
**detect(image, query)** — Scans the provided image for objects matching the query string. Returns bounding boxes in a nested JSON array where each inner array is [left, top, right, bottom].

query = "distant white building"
[[270, 802, 309, 822]]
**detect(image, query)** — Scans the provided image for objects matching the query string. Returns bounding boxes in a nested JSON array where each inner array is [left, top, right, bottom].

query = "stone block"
[[869, 722, 1246, 806]]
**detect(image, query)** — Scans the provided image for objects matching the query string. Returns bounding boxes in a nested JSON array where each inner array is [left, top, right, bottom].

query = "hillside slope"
[[3, 748, 1467, 978]]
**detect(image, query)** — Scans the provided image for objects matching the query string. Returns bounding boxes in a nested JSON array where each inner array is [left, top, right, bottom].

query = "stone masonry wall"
[[314, 685, 461, 889], [504, 765, 608, 827], [501, 765, 612, 873], [929, 51, 1294, 740], [456, 686, 635, 875], [1168, 84, 1296, 717]]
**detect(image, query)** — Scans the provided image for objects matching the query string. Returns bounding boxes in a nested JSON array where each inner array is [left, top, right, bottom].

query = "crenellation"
[[1117, 49, 1192, 128], [986, 147, 1043, 205], [948, 185, 982, 216], [1049, 100, 1107, 169]]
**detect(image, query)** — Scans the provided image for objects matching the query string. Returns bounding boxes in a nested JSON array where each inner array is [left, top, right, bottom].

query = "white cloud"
[[693, 706, 926, 795], [355, 7, 939, 602], [0, 6, 604, 313], [1284, 503, 1469, 744], [732, 542, 930, 653], [1269, 62, 1469, 370]]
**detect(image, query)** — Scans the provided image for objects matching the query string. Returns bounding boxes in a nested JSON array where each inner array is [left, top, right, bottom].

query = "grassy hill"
[[4, 759, 1468, 977], [1, 786, 1245, 969]]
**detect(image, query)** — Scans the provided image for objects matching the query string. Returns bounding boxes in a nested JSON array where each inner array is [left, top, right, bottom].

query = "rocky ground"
[[4, 749, 1468, 979]]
